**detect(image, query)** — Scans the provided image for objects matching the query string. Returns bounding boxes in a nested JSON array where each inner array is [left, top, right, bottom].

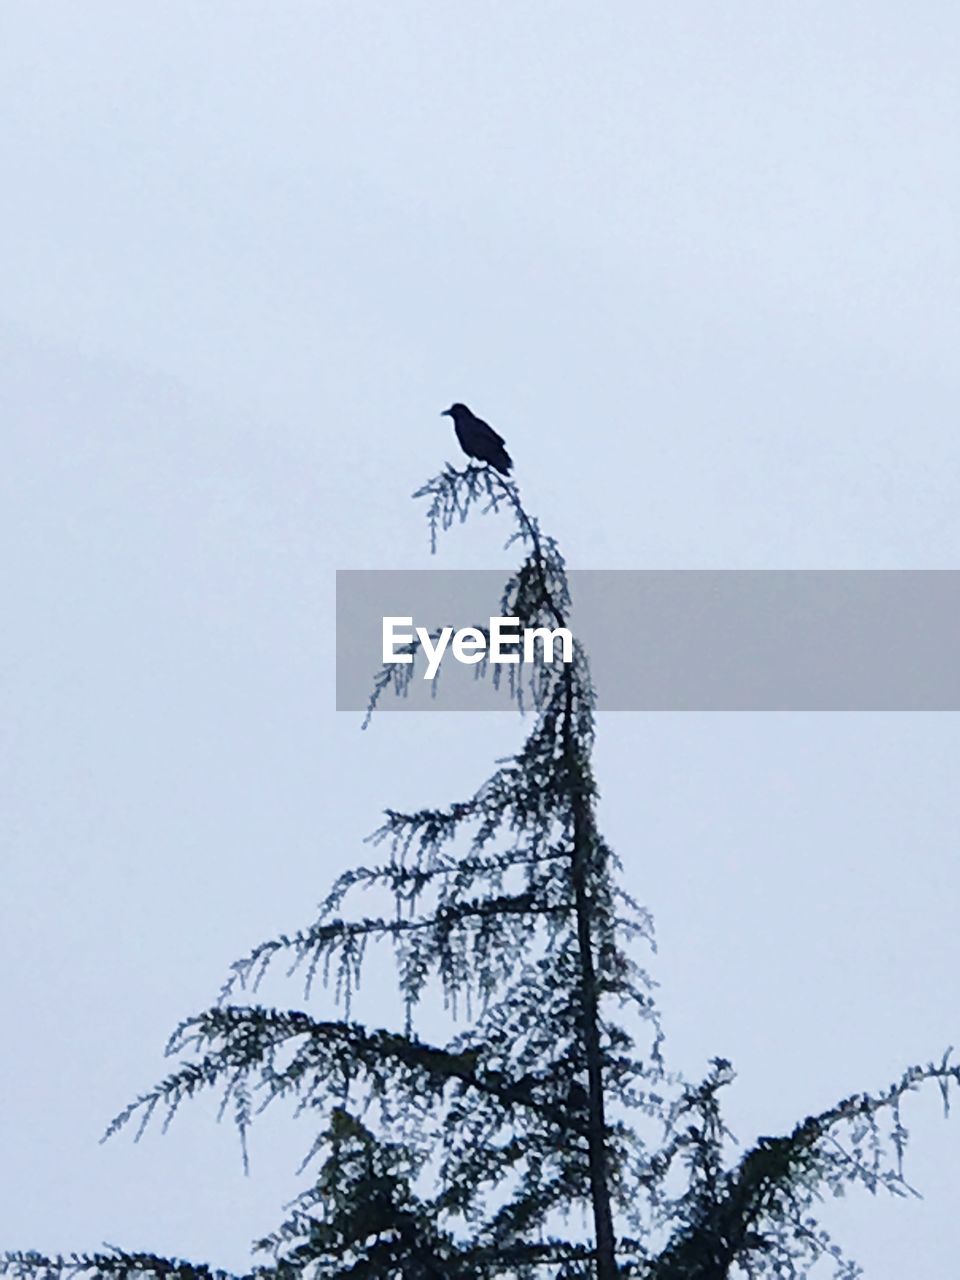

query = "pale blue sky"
[[2, 5, 959, 1275]]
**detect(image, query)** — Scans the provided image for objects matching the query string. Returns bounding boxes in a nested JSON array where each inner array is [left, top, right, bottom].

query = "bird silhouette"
[[441, 403, 513, 476]]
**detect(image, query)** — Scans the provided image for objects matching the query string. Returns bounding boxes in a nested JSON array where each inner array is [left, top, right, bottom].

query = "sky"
[[2, 3, 959, 1275]]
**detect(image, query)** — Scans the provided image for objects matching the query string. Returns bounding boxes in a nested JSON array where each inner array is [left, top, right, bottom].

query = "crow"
[[441, 403, 513, 476]]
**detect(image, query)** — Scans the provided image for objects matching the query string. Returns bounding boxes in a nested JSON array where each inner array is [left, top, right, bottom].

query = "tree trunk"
[[564, 670, 618, 1280]]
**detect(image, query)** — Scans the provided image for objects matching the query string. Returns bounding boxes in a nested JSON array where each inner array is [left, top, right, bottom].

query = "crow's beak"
[[440, 409, 450, 417]]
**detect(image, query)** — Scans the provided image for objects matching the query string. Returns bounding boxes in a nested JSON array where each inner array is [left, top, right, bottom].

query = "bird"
[[441, 403, 513, 476]]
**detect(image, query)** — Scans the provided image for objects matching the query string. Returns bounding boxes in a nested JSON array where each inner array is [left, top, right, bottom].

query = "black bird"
[[441, 403, 513, 476]]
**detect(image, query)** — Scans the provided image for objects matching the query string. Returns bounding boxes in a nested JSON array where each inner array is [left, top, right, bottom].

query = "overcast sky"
[[2, 5, 959, 1276]]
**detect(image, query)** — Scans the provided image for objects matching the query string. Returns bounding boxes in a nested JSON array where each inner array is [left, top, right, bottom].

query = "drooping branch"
[[646, 1052, 960, 1279], [0, 1253, 244, 1280]]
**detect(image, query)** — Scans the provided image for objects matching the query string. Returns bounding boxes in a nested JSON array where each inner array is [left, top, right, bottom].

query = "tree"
[[4, 465, 959, 1280]]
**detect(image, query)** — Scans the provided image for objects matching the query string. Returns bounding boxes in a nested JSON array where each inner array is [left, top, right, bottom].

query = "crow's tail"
[[490, 446, 513, 476]]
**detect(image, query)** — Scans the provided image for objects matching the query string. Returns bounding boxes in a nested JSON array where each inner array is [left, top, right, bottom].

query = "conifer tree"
[[5, 466, 959, 1279]]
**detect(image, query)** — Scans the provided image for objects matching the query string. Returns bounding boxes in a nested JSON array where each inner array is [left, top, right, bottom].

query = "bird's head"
[[441, 403, 468, 419]]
